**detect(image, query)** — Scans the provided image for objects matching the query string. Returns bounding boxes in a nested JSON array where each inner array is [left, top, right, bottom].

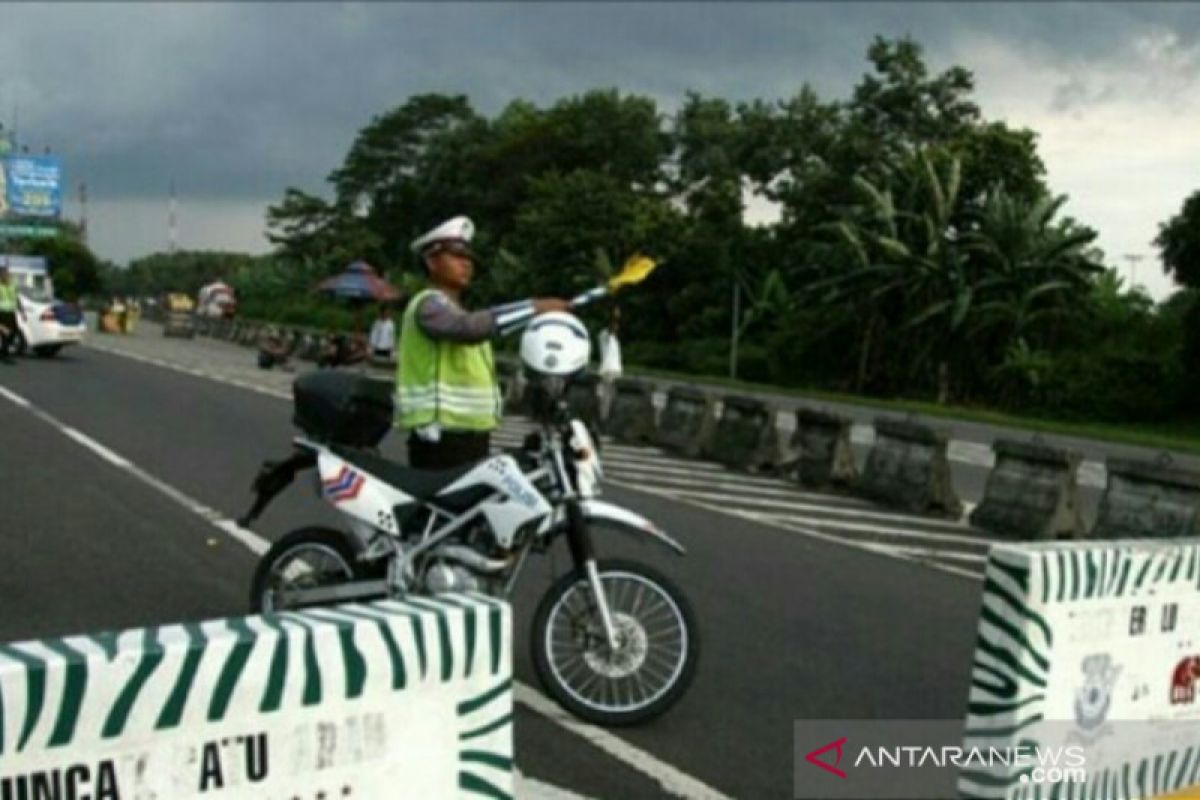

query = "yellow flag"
[[607, 254, 658, 291]]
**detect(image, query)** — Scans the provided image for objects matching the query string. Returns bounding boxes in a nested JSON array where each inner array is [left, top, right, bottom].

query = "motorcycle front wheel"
[[531, 558, 699, 727]]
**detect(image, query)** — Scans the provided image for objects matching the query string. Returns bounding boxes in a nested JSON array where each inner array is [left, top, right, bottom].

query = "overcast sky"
[[2, 2, 1197, 300]]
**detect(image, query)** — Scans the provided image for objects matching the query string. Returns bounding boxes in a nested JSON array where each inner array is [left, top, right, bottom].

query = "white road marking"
[[0, 382, 726, 800], [657, 488, 973, 534], [602, 478, 985, 581], [599, 465, 873, 506], [60, 426, 133, 468], [0, 384, 31, 408], [517, 771, 598, 800], [515, 684, 733, 800], [890, 547, 988, 563], [742, 513, 987, 581]]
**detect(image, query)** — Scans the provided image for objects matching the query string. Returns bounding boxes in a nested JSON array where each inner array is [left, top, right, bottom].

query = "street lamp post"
[[1123, 253, 1144, 292]]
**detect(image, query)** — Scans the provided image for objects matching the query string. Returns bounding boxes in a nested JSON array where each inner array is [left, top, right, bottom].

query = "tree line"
[[87, 37, 1199, 423]]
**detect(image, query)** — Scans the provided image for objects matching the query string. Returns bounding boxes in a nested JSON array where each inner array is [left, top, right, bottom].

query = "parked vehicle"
[[0, 254, 85, 357], [197, 280, 236, 318], [240, 315, 699, 726], [162, 292, 195, 338]]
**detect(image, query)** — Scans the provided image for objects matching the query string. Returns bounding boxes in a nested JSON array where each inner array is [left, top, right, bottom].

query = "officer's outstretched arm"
[[418, 294, 569, 342]]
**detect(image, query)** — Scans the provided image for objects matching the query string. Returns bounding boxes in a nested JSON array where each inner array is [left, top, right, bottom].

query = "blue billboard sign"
[[0, 156, 62, 219], [0, 254, 48, 272]]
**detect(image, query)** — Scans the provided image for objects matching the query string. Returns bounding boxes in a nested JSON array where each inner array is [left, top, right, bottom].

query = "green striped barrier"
[[0, 594, 512, 800], [961, 539, 1200, 799]]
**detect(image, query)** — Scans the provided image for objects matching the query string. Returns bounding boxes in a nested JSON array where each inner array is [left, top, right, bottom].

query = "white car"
[[15, 288, 86, 357], [0, 256, 86, 357]]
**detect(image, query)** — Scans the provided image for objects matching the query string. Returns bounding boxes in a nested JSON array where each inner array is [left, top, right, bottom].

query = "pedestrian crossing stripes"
[[492, 418, 995, 581]]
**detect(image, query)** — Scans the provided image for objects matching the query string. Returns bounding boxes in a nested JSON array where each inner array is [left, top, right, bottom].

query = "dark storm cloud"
[[1, 2, 1195, 199], [0, 2, 1197, 268]]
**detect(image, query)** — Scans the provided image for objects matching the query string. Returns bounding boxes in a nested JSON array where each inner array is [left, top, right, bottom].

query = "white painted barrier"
[[0, 594, 512, 799], [961, 540, 1200, 800]]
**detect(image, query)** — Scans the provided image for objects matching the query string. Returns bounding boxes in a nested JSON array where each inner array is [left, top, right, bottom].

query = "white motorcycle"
[[240, 312, 698, 726]]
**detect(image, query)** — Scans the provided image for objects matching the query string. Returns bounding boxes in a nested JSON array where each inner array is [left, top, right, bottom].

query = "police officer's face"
[[428, 251, 474, 291]]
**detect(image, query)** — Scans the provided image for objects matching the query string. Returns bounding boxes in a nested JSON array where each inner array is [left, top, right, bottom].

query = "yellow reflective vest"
[[396, 288, 501, 431], [0, 283, 17, 312]]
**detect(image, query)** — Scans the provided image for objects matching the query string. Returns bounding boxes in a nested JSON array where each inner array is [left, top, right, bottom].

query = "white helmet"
[[520, 312, 591, 376]]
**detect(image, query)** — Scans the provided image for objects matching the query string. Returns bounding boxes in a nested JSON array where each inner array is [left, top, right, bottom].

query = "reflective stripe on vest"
[[396, 288, 501, 431], [0, 284, 16, 312]]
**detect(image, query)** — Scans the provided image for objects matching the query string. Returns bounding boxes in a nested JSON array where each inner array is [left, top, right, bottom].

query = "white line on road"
[[658, 488, 976, 536], [0, 382, 731, 800], [515, 685, 732, 800], [517, 771, 598, 800], [0, 384, 30, 408], [601, 477, 985, 581], [60, 426, 133, 468], [595, 464, 872, 508]]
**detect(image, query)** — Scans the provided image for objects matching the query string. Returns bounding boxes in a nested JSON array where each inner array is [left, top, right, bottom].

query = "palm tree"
[[806, 146, 1100, 403]]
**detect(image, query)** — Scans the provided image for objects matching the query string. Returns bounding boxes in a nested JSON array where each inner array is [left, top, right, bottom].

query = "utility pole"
[[78, 182, 88, 244], [730, 276, 741, 380], [1123, 253, 1144, 291], [168, 179, 177, 254]]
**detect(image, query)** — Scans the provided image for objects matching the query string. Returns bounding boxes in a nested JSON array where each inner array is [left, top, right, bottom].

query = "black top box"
[[293, 371, 394, 448]]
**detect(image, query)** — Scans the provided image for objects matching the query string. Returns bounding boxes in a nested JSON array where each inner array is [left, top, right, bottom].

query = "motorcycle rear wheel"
[[249, 526, 366, 613], [531, 558, 699, 726]]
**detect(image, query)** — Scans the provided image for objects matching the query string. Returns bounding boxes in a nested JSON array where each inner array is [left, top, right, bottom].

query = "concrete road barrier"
[[855, 418, 962, 517], [237, 323, 257, 347], [969, 439, 1084, 541], [0, 595, 512, 799], [1090, 456, 1200, 541], [702, 396, 781, 472], [788, 408, 857, 490], [960, 539, 1200, 800], [604, 378, 657, 444], [162, 312, 196, 339], [655, 386, 715, 457]]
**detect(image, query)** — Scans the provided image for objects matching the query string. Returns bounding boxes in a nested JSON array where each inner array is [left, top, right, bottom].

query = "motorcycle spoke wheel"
[[543, 569, 689, 719], [260, 543, 354, 613]]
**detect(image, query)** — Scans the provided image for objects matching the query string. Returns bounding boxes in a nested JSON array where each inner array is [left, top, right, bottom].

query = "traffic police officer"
[[397, 216, 569, 469]]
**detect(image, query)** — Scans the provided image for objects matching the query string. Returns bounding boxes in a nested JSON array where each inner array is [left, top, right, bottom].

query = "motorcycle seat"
[[331, 447, 489, 511]]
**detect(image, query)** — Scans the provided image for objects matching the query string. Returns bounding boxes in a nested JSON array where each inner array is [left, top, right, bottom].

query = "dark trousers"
[[407, 430, 491, 470], [0, 311, 16, 356]]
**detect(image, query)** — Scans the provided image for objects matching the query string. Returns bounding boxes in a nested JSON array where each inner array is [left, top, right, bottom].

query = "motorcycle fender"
[[579, 499, 686, 555]]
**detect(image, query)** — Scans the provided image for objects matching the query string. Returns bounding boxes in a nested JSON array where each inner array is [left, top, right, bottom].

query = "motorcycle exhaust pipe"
[[434, 545, 513, 574]]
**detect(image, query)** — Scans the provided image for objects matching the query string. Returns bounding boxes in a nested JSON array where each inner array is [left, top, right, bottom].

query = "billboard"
[[0, 254, 48, 272], [0, 155, 62, 219]]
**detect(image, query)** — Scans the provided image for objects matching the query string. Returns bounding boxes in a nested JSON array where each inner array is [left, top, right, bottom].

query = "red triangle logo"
[[805, 736, 848, 779]]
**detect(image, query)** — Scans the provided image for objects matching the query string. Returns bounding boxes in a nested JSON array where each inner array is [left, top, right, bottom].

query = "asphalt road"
[[0, 345, 987, 798]]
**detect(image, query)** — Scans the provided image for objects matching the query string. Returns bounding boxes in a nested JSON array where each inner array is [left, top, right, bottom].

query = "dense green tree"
[[243, 35, 1185, 422], [1156, 190, 1200, 289]]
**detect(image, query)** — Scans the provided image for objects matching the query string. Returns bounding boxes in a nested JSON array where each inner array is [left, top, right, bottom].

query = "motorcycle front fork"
[[564, 501, 620, 651]]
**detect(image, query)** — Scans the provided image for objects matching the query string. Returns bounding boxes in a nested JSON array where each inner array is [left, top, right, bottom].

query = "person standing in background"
[[368, 304, 396, 363], [597, 309, 623, 411]]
